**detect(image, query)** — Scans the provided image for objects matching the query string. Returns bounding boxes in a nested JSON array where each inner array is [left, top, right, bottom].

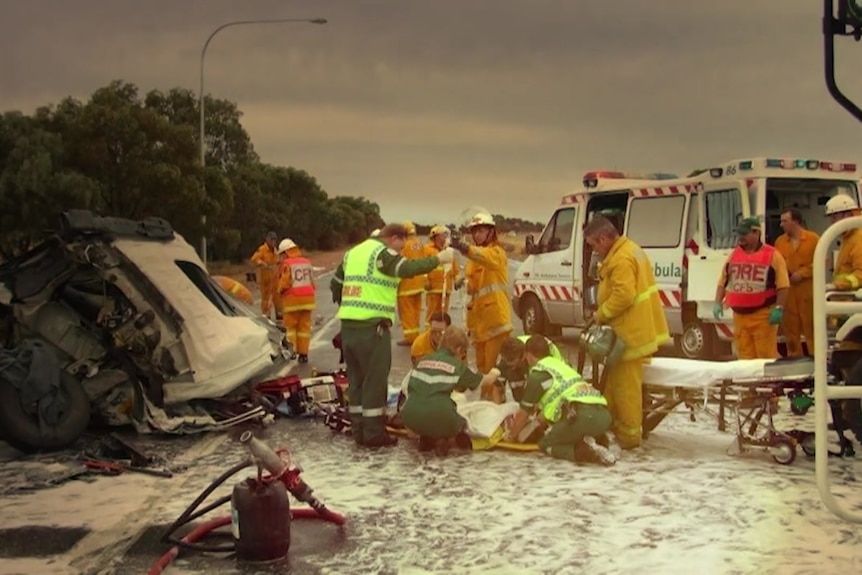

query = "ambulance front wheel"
[[521, 294, 559, 336], [677, 320, 718, 360]]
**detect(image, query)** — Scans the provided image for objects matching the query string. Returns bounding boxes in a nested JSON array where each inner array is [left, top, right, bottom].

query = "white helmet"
[[277, 238, 297, 254], [468, 211, 495, 228], [370, 228, 382, 238], [825, 194, 859, 216]]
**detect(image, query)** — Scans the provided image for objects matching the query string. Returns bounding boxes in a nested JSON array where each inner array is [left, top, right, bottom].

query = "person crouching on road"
[[584, 215, 669, 451], [411, 312, 451, 366], [250, 231, 280, 319], [401, 326, 501, 456], [423, 225, 460, 327], [334, 223, 457, 448], [495, 335, 566, 404], [396, 221, 426, 347], [505, 336, 616, 466], [450, 211, 514, 379], [276, 238, 316, 364], [713, 217, 790, 360]]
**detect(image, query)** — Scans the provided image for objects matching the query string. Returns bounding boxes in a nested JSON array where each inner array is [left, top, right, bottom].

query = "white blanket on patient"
[[392, 372, 521, 438]]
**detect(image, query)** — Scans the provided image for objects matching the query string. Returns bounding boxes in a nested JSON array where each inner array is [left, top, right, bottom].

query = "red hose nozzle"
[[239, 431, 288, 477]]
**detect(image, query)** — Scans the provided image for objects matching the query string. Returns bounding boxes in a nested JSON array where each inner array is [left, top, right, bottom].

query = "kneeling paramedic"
[[334, 223, 456, 448], [714, 217, 789, 360], [495, 335, 566, 404], [505, 336, 616, 466], [401, 326, 500, 455]]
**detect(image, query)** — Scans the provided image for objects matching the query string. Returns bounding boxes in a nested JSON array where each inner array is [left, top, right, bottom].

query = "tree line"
[[0, 80, 542, 262]]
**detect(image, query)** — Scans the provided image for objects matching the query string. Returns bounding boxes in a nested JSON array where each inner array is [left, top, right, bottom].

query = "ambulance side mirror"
[[525, 234, 536, 254]]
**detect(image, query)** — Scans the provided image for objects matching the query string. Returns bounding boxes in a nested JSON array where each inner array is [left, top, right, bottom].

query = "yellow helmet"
[[403, 221, 417, 235], [430, 225, 448, 237]]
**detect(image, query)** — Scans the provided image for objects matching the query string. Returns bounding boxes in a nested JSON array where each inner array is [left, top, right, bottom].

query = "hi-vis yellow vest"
[[532, 356, 606, 423], [337, 239, 400, 322]]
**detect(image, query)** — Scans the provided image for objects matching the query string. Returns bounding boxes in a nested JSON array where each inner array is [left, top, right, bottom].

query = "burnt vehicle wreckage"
[[0, 210, 296, 453]]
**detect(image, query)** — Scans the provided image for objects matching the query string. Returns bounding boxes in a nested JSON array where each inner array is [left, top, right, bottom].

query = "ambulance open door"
[[686, 181, 751, 307], [622, 192, 690, 335]]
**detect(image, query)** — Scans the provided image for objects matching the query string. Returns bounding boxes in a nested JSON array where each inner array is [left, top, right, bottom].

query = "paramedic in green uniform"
[[495, 335, 566, 402], [333, 223, 456, 448], [401, 326, 501, 455], [506, 336, 616, 465]]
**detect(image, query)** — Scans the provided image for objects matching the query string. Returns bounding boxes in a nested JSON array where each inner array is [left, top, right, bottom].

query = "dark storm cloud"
[[2, 0, 860, 223]]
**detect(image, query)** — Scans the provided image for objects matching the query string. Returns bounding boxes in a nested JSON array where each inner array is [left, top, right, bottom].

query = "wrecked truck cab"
[[0, 210, 295, 450]]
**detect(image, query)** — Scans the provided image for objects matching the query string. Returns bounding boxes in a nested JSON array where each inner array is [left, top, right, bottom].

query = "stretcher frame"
[[642, 370, 816, 465]]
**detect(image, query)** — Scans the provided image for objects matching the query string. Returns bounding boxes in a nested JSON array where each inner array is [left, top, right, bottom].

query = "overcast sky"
[[2, 0, 861, 226]]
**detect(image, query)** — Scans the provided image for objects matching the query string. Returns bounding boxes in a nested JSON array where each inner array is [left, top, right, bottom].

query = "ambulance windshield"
[[764, 178, 859, 243]]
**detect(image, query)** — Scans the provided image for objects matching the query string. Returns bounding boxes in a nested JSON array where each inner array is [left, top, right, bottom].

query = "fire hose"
[[147, 431, 345, 575]]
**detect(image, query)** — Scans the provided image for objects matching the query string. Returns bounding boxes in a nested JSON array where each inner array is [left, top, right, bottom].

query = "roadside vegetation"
[[0, 80, 541, 264]]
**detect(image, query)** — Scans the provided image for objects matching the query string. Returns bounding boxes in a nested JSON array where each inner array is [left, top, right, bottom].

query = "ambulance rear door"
[[623, 186, 691, 335], [522, 201, 580, 332], [687, 180, 752, 317]]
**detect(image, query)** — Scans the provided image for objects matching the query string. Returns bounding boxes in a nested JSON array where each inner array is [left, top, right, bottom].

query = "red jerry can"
[[231, 478, 291, 562]]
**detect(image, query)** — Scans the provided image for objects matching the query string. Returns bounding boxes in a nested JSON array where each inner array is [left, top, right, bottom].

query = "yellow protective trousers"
[[732, 307, 779, 360], [397, 293, 423, 344], [782, 285, 814, 357], [283, 310, 313, 355], [258, 274, 277, 317], [603, 358, 646, 450]]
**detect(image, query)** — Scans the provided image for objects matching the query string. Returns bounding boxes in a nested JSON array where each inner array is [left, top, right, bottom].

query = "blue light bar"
[[765, 159, 784, 168], [739, 161, 753, 170]]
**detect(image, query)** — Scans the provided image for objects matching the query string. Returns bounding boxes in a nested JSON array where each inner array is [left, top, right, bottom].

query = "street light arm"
[[199, 17, 327, 166], [197, 16, 327, 265]]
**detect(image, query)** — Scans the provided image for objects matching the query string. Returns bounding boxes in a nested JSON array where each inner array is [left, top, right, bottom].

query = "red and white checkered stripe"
[[715, 323, 734, 338], [630, 183, 698, 197], [514, 283, 578, 301], [657, 289, 682, 308], [560, 194, 586, 205]]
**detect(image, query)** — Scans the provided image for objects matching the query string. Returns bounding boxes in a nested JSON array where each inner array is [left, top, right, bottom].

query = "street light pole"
[[198, 17, 328, 265]]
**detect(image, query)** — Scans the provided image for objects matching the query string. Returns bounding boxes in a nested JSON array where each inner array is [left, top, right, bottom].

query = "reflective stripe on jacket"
[[533, 356, 606, 424], [338, 239, 399, 321]]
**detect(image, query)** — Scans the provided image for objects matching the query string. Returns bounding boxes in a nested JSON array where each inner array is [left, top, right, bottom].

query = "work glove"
[[450, 230, 470, 254], [769, 306, 784, 325], [424, 279, 432, 291], [712, 302, 724, 320], [436, 247, 456, 265], [453, 277, 465, 291]]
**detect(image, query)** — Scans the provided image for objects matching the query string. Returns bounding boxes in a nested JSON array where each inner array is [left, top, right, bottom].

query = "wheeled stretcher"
[[641, 356, 816, 464]]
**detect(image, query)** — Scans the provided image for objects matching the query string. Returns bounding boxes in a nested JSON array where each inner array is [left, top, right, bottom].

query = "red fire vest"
[[724, 244, 776, 311], [281, 257, 315, 297]]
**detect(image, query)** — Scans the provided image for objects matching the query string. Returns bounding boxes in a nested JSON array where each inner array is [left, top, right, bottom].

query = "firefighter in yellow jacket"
[[396, 221, 426, 346], [276, 238, 316, 363], [250, 231, 280, 318], [214, 275, 254, 305], [584, 215, 670, 450], [714, 217, 790, 360], [825, 194, 862, 291], [423, 225, 460, 327], [451, 211, 514, 377]]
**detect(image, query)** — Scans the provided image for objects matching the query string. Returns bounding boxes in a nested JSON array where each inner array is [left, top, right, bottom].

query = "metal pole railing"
[[812, 213, 862, 523]]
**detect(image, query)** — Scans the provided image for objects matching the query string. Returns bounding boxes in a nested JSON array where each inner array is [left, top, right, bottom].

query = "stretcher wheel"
[[769, 438, 797, 465], [800, 435, 816, 457]]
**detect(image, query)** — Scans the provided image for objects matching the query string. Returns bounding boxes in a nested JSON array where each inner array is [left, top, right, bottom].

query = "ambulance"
[[512, 158, 862, 359]]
